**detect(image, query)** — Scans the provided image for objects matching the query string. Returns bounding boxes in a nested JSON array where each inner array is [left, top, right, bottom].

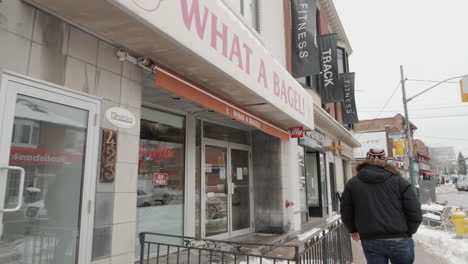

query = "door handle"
[[0, 166, 26, 213]]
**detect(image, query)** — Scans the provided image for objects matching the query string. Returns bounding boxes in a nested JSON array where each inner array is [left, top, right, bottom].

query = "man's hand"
[[351, 233, 360, 241]]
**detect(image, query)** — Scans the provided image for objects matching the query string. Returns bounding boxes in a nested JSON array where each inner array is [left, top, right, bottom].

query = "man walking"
[[340, 148, 422, 264]]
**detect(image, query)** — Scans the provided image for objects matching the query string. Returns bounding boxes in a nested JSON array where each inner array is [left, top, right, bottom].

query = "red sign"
[[139, 143, 176, 162], [289, 127, 304, 138], [153, 173, 168, 185], [10, 146, 83, 165]]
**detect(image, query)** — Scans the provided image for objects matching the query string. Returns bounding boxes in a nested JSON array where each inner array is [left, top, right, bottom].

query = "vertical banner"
[[291, 0, 319, 78], [340, 73, 359, 124], [318, 33, 342, 103]]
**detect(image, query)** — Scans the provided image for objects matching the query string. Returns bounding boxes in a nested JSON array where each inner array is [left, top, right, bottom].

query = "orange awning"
[[155, 66, 290, 141]]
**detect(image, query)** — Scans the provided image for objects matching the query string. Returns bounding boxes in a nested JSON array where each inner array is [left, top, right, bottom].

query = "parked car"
[[455, 178, 468, 191], [151, 187, 183, 205], [137, 190, 152, 207]]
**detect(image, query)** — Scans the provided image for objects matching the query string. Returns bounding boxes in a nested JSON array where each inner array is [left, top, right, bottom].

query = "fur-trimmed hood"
[[356, 159, 401, 184]]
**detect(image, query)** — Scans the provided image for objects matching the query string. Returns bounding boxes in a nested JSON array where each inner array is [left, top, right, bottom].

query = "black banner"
[[318, 33, 342, 103], [340, 73, 359, 124], [291, 0, 319, 78]]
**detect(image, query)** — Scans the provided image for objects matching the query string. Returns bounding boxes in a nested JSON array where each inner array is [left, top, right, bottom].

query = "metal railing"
[[139, 218, 353, 264]]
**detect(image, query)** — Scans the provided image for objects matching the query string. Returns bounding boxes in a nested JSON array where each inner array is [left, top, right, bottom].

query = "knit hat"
[[366, 147, 387, 160]]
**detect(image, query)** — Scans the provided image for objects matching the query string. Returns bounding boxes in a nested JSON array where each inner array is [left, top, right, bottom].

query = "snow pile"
[[297, 228, 321, 241], [421, 203, 445, 212], [414, 225, 468, 264], [436, 184, 456, 194], [326, 213, 341, 223]]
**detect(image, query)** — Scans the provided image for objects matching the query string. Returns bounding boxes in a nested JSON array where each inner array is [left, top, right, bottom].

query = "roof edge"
[[318, 0, 353, 55]]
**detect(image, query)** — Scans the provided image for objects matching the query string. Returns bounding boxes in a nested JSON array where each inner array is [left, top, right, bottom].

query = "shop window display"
[[136, 108, 185, 252]]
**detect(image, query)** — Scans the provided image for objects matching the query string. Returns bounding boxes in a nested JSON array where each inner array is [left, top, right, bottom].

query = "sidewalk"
[[351, 240, 448, 264]]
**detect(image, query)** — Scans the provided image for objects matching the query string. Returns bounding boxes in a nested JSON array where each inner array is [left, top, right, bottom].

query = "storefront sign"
[[105, 107, 136, 129], [340, 142, 354, 159], [340, 73, 359, 124], [110, 0, 314, 130], [461, 77, 468, 103], [10, 146, 83, 165], [326, 140, 344, 156], [139, 143, 176, 163], [291, 0, 319, 78], [156, 68, 291, 141], [290, 127, 304, 138], [354, 132, 388, 159], [299, 130, 325, 150], [420, 162, 431, 171], [318, 33, 342, 103], [100, 129, 117, 182], [388, 132, 405, 139], [153, 173, 168, 185]]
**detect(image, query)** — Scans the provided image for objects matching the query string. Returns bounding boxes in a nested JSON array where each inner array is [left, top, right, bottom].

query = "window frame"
[[223, 0, 259, 32]]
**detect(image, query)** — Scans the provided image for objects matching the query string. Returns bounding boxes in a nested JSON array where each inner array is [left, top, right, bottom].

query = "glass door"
[[203, 144, 229, 237], [0, 73, 99, 263], [230, 147, 251, 236], [202, 140, 252, 238]]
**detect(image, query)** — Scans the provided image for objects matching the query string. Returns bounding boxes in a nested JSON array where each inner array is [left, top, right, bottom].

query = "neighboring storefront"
[[298, 130, 328, 228]]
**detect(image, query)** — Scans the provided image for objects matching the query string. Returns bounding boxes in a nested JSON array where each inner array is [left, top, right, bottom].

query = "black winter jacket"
[[340, 159, 422, 240]]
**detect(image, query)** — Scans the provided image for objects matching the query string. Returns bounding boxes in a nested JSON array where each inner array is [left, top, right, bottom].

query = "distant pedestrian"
[[340, 147, 422, 264]]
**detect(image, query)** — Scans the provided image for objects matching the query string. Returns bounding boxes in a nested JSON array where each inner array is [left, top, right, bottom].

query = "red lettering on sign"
[[289, 127, 304, 138]]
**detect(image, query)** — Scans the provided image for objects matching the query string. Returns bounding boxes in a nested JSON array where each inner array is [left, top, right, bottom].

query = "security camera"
[[137, 58, 150, 66]]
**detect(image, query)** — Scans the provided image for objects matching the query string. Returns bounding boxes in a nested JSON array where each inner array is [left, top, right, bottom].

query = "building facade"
[[354, 114, 435, 179], [0, 0, 359, 263]]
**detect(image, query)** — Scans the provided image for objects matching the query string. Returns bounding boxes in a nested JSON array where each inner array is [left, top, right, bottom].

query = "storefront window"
[[298, 147, 308, 223], [203, 122, 251, 145], [195, 120, 201, 238], [224, 0, 258, 31], [137, 108, 185, 251], [305, 152, 319, 206], [320, 154, 329, 216]]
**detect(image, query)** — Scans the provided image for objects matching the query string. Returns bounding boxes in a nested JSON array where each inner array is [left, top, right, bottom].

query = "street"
[[436, 184, 468, 208]]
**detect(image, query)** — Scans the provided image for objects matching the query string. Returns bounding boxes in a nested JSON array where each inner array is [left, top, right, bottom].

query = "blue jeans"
[[361, 238, 415, 264]]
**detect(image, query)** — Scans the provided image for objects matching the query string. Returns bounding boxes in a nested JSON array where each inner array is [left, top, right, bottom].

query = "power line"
[[359, 105, 468, 112], [375, 81, 402, 119], [356, 81, 401, 138], [406, 79, 458, 84], [418, 135, 468, 141], [410, 114, 468, 119]]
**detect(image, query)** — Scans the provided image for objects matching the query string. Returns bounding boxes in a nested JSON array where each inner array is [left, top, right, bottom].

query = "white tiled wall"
[[0, 1, 143, 262]]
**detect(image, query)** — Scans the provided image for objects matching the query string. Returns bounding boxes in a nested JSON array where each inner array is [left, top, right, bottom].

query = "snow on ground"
[[414, 225, 468, 264], [421, 203, 445, 212], [297, 228, 320, 242]]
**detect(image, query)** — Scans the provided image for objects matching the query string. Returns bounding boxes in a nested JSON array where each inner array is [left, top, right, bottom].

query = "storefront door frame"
[[0, 70, 100, 264], [201, 138, 253, 239]]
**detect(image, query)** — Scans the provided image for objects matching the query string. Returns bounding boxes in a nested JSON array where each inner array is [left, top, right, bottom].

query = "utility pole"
[[400, 65, 417, 186]]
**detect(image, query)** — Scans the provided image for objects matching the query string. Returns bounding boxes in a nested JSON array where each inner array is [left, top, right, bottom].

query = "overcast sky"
[[333, 0, 468, 157]]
